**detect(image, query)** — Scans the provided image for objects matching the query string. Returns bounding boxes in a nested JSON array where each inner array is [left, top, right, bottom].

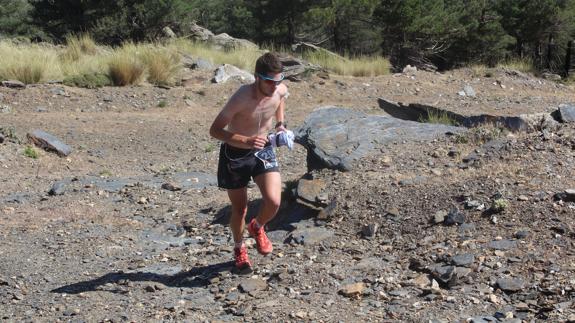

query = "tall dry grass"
[[1, 35, 394, 86], [172, 38, 262, 71], [497, 57, 536, 74], [0, 41, 61, 84], [61, 33, 98, 62], [140, 45, 182, 86], [107, 46, 146, 86], [303, 50, 391, 77]]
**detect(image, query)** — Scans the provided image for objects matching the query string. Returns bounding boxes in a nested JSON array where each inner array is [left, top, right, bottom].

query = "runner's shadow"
[[209, 197, 317, 232], [51, 261, 233, 295]]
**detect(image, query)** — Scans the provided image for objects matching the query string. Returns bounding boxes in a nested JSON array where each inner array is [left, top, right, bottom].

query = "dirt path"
[[1, 68, 574, 322]]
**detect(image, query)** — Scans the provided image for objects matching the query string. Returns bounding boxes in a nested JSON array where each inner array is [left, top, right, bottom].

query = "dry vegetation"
[[0, 35, 393, 87]]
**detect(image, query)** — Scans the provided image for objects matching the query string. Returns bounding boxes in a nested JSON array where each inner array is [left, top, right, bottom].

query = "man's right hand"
[[246, 135, 267, 150]]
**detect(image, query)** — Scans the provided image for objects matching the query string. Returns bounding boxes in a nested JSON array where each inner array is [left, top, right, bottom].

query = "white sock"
[[234, 241, 244, 249], [253, 219, 262, 229]]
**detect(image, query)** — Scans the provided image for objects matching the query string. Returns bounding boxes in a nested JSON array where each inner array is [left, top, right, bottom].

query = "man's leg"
[[253, 171, 282, 225], [247, 171, 281, 255], [227, 187, 248, 243], [227, 187, 251, 271]]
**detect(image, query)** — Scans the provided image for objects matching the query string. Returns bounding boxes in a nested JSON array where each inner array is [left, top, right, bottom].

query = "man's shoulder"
[[229, 84, 252, 102], [277, 83, 288, 97]]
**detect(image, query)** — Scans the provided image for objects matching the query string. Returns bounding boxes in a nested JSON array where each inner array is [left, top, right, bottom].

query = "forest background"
[[1, 0, 575, 74]]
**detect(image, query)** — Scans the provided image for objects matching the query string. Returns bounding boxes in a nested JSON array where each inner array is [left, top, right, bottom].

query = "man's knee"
[[263, 195, 281, 210]]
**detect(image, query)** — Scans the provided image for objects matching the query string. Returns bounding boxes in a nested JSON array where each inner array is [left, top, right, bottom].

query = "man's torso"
[[227, 84, 287, 144]]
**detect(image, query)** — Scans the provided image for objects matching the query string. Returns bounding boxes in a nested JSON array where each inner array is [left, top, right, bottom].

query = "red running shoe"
[[247, 218, 273, 255], [234, 245, 252, 273]]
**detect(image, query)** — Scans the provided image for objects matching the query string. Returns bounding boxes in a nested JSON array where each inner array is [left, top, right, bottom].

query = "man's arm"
[[275, 85, 288, 132], [209, 94, 267, 150]]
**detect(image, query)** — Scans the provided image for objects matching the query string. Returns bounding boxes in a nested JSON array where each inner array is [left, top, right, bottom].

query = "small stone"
[[239, 278, 267, 294], [444, 208, 465, 225], [1, 80, 25, 88], [489, 294, 500, 304], [496, 277, 525, 293], [361, 223, 378, 238], [514, 230, 529, 239], [49, 181, 66, 196], [434, 210, 447, 224], [339, 282, 365, 297], [517, 195, 529, 201], [162, 182, 181, 191], [488, 240, 517, 250], [451, 253, 475, 267]]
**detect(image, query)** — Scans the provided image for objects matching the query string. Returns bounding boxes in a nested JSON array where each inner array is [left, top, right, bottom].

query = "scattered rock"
[[1, 80, 25, 88], [239, 278, 267, 294], [557, 104, 575, 123], [212, 64, 255, 84], [451, 253, 475, 267], [161, 182, 181, 191], [488, 240, 517, 250], [27, 130, 72, 157], [339, 282, 365, 297], [48, 181, 67, 196], [495, 277, 525, 293], [361, 223, 378, 238], [444, 208, 466, 225]]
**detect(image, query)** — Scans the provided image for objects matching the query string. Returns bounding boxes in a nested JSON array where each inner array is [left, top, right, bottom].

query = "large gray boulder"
[[188, 23, 258, 51], [295, 107, 464, 171], [212, 64, 255, 84], [278, 54, 321, 81]]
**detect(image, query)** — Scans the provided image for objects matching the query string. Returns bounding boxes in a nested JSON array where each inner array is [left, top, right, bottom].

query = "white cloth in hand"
[[268, 130, 295, 150]]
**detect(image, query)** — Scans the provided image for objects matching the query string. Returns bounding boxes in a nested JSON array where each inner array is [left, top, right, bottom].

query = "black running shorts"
[[217, 143, 279, 189]]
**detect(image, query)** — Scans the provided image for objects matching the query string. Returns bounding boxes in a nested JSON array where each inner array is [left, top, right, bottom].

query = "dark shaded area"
[[52, 261, 233, 294], [210, 195, 317, 232]]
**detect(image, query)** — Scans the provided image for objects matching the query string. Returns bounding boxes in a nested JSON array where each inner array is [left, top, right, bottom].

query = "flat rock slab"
[[296, 106, 463, 171], [296, 177, 327, 204], [46, 172, 217, 195], [558, 104, 575, 123], [288, 226, 335, 245], [27, 129, 72, 157], [487, 239, 517, 250], [239, 278, 267, 293], [496, 277, 525, 293]]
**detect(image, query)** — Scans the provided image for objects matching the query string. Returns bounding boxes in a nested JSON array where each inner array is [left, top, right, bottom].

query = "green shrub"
[[419, 110, 457, 126], [24, 146, 38, 159], [63, 73, 111, 88], [490, 198, 508, 213]]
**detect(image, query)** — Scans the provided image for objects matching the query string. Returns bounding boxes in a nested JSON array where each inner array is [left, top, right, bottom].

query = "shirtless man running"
[[209, 53, 288, 272]]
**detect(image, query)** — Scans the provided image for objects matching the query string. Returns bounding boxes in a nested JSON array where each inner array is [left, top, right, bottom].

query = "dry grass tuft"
[[107, 44, 145, 86], [141, 45, 182, 86], [497, 57, 536, 74], [172, 38, 262, 71], [303, 50, 391, 77], [61, 33, 98, 62], [0, 41, 61, 84]]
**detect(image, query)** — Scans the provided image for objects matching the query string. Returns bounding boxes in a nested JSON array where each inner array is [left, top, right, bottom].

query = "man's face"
[[256, 72, 284, 96]]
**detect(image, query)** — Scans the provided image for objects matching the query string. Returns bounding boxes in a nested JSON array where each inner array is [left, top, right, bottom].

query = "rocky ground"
[[1, 67, 574, 322]]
